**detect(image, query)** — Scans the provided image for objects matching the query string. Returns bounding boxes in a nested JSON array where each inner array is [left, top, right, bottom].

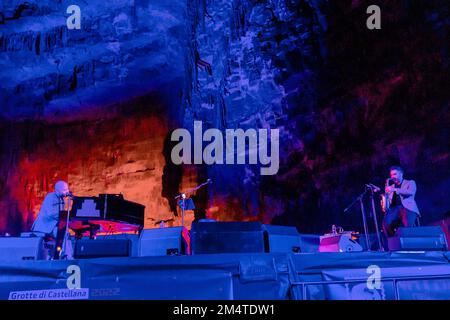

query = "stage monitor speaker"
[[263, 225, 302, 253], [319, 234, 363, 252], [357, 233, 384, 251], [95, 234, 140, 257], [0, 237, 47, 261], [388, 226, 448, 251], [191, 221, 264, 254], [74, 238, 130, 259], [138, 227, 189, 256]]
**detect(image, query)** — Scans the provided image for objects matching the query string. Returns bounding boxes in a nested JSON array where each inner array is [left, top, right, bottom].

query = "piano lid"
[[70, 194, 145, 226]]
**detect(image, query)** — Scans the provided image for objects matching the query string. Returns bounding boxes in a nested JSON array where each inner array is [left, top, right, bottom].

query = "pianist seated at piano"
[[31, 180, 71, 238]]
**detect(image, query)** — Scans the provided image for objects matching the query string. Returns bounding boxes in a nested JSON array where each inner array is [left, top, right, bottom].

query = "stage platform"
[[1, 251, 449, 300]]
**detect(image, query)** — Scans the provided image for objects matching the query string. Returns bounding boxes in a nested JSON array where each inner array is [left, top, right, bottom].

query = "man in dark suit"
[[382, 166, 420, 236]]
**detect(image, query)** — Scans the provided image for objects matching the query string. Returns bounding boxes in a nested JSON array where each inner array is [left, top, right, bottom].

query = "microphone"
[[365, 183, 381, 192], [174, 193, 186, 200], [66, 191, 74, 198]]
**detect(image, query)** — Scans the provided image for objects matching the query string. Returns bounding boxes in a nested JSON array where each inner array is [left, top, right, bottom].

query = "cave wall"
[[0, 0, 196, 234], [0, 0, 187, 121], [182, 0, 450, 231]]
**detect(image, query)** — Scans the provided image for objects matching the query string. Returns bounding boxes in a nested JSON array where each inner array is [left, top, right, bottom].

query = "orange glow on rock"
[[4, 112, 185, 232]]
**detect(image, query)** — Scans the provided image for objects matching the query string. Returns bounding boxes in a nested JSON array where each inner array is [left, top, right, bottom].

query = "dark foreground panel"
[[1, 251, 449, 300]]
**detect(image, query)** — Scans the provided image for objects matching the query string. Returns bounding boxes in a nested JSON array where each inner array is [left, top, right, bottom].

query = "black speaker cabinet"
[[96, 234, 140, 257], [0, 237, 47, 261], [74, 238, 131, 259], [138, 227, 189, 256], [263, 225, 302, 253], [190, 221, 264, 254], [388, 226, 448, 251]]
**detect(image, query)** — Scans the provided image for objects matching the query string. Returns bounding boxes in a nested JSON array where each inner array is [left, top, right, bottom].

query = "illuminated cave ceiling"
[[0, 0, 187, 121]]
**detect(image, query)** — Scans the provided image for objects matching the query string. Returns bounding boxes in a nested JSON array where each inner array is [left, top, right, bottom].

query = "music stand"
[[175, 179, 211, 227], [178, 197, 195, 227]]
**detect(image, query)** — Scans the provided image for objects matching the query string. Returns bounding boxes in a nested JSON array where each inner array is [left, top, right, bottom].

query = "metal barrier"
[[291, 274, 450, 300]]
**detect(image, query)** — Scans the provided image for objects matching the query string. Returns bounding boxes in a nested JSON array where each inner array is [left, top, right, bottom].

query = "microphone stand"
[[368, 186, 384, 251], [344, 188, 370, 251], [59, 195, 73, 259], [344, 184, 385, 252], [53, 196, 65, 260], [175, 180, 211, 227]]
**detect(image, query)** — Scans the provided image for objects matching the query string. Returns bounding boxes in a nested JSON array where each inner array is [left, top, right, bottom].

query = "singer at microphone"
[[31, 180, 72, 238]]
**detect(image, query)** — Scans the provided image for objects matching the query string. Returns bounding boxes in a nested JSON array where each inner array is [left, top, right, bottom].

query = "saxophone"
[[380, 178, 391, 213]]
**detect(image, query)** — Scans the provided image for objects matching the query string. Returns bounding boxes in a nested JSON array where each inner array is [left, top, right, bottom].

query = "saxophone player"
[[382, 166, 420, 236]]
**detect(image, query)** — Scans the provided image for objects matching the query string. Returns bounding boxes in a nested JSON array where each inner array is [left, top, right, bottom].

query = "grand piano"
[[68, 194, 145, 237]]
